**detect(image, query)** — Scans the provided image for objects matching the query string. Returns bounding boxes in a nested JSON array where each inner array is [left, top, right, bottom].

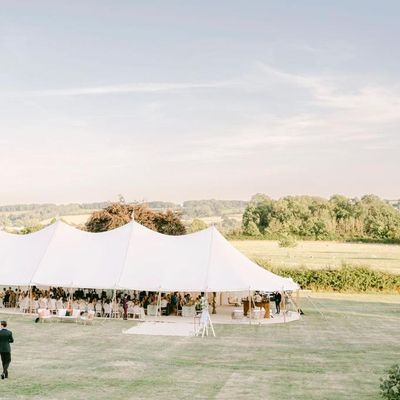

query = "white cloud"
[[1, 62, 399, 202], [6, 81, 230, 97]]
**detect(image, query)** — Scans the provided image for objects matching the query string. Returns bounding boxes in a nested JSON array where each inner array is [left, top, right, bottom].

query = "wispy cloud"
[[8, 81, 230, 97], [256, 62, 400, 121], [159, 64, 400, 163], [2, 62, 399, 167]]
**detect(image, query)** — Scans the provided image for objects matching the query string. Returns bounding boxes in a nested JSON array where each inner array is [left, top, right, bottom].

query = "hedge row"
[[256, 262, 400, 293]]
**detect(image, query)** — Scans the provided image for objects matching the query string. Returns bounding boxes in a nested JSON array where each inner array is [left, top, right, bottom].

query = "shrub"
[[188, 219, 208, 233], [380, 364, 400, 400], [256, 263, 400, 293], [243, 221, 261, 237], [278, 234, 298, 248]]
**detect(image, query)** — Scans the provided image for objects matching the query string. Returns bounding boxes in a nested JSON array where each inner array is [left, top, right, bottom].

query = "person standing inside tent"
[[65, 300, 73, 317], [122, 294, 128, 320], [200, 292, 209, 312], [170, 292, 178, 314], [274, 291, 282, 314], [0, 321, 13, 379]]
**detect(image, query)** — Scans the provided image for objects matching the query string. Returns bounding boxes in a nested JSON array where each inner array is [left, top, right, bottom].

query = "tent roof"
[[0, 221, 299, 292]]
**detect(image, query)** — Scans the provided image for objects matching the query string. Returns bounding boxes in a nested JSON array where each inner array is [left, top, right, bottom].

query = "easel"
[[196, 308, 215, 337]]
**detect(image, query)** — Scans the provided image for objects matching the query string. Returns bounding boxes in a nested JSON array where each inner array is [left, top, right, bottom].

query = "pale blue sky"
[[0, 1, 399, 204]]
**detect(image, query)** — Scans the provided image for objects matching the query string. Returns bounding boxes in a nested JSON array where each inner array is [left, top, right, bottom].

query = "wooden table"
[[242, 300, 270, 318]]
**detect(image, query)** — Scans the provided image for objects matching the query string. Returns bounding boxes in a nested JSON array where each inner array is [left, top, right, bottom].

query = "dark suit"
[[0, 328, 13, 377], [274, 292, 282, 314]]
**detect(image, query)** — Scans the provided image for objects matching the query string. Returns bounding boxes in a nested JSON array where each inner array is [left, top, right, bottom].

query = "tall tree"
[[242, 193, 400, 241], [85, 203, 186, 235]]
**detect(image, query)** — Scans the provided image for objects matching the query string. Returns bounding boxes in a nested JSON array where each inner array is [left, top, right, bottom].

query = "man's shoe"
[[1, 374, 4, 380], [4, 372, 8, 378]]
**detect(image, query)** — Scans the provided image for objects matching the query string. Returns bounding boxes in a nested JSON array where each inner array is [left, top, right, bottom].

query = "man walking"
[[0, 321, 13, 379]]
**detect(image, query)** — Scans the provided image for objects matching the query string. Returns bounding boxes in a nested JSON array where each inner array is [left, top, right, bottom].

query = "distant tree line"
[[0, 202, 111, 228], [0, 202, 111, 213], [182, 200, 247, 218], [241, 194, 400, 242], [0, 199, 247, 228], [12, 203, 186, 236], [2, 196, 400, 242]]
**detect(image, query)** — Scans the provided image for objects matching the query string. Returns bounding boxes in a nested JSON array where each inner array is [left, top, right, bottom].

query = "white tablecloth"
[[182, 305, 196, 317], [147, 305, 159, 316]]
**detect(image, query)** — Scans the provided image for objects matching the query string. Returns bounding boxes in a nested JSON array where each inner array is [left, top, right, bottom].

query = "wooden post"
[[212, 292, 216, 314]]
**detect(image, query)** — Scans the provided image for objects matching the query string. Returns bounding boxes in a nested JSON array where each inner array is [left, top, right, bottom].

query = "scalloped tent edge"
[[0, 220, 299, 292]]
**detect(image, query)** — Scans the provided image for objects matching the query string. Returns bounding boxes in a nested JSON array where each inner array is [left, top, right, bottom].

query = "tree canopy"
[[85, 203, 186, 235], [242, 194, 400, 242], [188, 218, 208, 233]]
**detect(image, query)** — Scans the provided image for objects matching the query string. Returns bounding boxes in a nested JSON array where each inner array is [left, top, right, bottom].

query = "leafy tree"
[[330, 194, 355, 221], [153, 209, 186, 235], [220, 216, 241, 232], [380, 364, 400, 400], [361, 195, 400, 241], [183, 199, 247, 218], [242, 193, 400, 242], [85, 203, 186, 235], [278, 234, 298, 248], [189, 219, 208, 233], [243, 221, 261, 236], [242, 205, 258, 232], [242, 195, 275, 234], [85, 203, 136, 232]]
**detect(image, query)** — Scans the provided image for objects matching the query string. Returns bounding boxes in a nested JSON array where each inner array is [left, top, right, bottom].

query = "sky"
[[0, 1, 399, 204]]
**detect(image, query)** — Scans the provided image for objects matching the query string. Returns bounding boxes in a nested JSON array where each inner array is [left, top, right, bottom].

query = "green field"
[[232, 240, 400, 273], [1, 294, 399, 399]]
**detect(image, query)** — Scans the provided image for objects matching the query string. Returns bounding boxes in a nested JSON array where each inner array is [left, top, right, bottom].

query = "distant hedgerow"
[[257, 262, 400, 293]]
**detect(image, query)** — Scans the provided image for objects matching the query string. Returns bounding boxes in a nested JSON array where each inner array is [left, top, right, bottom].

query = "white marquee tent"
[[0, 221, 299, 292]]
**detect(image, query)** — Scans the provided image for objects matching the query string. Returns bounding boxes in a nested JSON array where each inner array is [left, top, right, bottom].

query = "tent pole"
[[282, 289, 286, 324], [296, 289, 301, 316], [112, 288, 117, 319], [248, 289, 252, 325], [157, 290, 161, 320], [28, 285, 33, 314]]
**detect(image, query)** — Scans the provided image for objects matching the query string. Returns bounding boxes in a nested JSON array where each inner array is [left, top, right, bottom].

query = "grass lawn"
[[1, 294, 399, 399], [232, 240, 400, 273]]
